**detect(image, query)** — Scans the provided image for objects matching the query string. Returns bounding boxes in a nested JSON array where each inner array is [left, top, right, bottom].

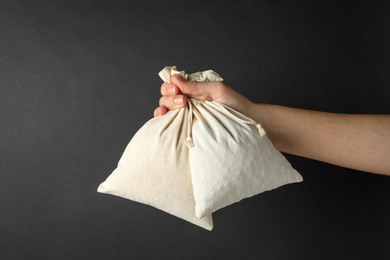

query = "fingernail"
[[174, 96, 183, 105]]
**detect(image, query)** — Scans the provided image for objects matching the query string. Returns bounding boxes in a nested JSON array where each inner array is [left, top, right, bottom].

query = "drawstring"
[[216, 101, 266, 137], [185, 99, 195, 149], [256, 123, 266, 137], [184, 99, 266, 149]]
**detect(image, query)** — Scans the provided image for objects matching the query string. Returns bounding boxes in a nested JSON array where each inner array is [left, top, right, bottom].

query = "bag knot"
[[256, 123, 266, 137]]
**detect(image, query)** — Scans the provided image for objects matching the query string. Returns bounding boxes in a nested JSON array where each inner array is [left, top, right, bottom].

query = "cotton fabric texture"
[[97, 96, 213, 230], [98, 66, 302, 230]]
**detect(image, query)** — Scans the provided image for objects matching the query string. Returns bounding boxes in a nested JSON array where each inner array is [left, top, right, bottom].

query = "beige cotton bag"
[[158, 67, 303, 219], [98, 66, 302, 230], [97, 93, 213, 230]]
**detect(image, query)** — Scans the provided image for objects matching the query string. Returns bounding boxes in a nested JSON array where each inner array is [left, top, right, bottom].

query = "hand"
[[154, 74, 255, 118], [153, 73, 390, 175]]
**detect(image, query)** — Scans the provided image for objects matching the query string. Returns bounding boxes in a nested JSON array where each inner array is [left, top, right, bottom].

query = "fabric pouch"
[[97, 92, 213, 230], [188, 100, 303, 218], [158, 67, 303, 219], [98, 66, 302, 230]]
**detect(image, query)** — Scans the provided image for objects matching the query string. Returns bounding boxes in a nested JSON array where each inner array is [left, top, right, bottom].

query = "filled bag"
[[98, 66, 302, 230], [158, 67, 303, 219], [97, 84, 213, 230]]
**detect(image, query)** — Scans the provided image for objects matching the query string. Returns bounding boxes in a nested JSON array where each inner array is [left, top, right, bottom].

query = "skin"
[[155, 75, 390, 176]]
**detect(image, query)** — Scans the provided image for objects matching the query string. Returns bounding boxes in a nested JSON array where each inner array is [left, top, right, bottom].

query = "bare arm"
[[155, 75, 390, 176], [248, 103, 390, 176]]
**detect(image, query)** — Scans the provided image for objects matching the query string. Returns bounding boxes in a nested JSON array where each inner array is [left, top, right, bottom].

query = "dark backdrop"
[[1, 0, 389, 259]]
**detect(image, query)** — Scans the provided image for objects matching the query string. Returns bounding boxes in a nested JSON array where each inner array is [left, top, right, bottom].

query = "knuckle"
[[159, 96, 165, 106], [161, 83, 168, 95], [153, 107, 159, 117], [161, 83, 176, 95]]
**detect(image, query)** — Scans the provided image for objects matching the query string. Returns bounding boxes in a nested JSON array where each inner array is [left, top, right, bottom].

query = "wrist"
[[247, 102, 266, 124]]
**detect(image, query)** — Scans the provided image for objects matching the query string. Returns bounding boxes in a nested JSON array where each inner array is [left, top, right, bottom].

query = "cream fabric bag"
[[159, 67, 303, 219], [98, 66, 302, 230], [97, 95, 213, 230]]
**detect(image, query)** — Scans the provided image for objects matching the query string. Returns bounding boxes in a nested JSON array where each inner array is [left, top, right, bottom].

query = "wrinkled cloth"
[[97, 97, 213, 230], [159, 67, 302, 218], [98, 66, 302, 230]]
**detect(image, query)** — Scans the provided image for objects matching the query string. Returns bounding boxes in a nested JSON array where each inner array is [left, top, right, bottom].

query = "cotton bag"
[[97, 88, 213, 230], [98, 66, 302, 230], [158, 67, 303, 219]]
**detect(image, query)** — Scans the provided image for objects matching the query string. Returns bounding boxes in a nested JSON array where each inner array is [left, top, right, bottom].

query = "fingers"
[[158, 82, 186, 111], [171, 74, 221, 101], [159, 95, 187, 110], [154, 106, 168, 117], [161, 83, 180, 96], [154, 96, 186, 118], [156, 74, 226, 116]]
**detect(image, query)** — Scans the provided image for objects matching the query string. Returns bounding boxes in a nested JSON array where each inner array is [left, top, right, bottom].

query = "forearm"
[[249, 103, 390, 176]]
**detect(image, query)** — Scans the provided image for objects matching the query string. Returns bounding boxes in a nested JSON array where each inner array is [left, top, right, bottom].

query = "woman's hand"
[[154, 74, 255, 118]]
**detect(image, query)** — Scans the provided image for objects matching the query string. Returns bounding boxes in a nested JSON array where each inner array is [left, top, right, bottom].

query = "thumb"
[[171, 74, 218, 101]]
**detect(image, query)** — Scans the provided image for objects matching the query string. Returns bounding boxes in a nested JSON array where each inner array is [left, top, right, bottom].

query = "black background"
[[1, 0, 389, 259]]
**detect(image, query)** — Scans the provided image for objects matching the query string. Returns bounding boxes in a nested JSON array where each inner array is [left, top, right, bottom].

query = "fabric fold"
[[98, 66, 302, 230]]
